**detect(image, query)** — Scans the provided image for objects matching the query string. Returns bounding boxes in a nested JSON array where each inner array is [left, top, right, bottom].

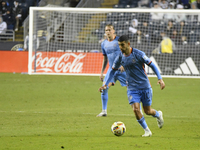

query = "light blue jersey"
[[101, 36, 127, 86], [100, 36, 127, 111], [105, 48, 162, 90], [101, 36, 121, 68]]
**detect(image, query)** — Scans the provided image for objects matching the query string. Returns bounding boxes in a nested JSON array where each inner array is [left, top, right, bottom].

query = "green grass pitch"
[[0, 73, 200, 150]]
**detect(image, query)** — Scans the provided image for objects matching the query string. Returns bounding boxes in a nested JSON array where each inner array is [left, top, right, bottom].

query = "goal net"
[[28, 7, 200, 77]]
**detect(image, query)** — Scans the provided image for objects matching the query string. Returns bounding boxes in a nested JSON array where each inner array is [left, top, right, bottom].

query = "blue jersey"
[[101, 36, 121, 68], [105, 48, 162, 90]]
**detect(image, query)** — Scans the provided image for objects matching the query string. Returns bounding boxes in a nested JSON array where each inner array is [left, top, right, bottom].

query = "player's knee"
[[133, 107, 141, 114]]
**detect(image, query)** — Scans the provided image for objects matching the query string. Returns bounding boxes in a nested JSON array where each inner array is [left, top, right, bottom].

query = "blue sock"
[[153, 110, 160, 118], [137, 116, 148, 129], [101, 88, 108, 110]]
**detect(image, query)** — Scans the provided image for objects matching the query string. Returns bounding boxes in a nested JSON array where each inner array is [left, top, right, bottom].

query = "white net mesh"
[[29, 8, 200, 77]]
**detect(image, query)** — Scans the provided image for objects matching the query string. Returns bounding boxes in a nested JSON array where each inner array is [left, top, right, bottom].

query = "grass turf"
[[0, 73, 200, 150]]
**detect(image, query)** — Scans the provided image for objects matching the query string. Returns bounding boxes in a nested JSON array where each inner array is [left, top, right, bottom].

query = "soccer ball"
[[111, 121, 126, 136]]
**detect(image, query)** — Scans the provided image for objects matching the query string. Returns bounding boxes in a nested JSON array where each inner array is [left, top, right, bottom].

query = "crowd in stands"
[[0, 0, 37, 32], [105, 0, 200, 47], [115, 0, 200, 9]]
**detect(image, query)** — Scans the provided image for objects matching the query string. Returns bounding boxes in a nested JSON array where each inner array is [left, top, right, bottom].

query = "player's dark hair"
[[105, 24, 115, 30], [118, 35, 130, 43]]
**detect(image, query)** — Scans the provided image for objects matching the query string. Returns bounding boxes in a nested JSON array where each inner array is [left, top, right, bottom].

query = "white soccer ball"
[[111, 121, 126, 136]]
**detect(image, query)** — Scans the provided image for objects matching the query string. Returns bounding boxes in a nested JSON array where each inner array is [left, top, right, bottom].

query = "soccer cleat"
[[142, 131, 152, 137], [96, 112, 107, 117], [157, 110, 164, 128]]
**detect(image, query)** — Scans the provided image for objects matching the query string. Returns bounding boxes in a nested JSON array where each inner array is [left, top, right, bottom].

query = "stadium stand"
[[1, 0, 199, 51]]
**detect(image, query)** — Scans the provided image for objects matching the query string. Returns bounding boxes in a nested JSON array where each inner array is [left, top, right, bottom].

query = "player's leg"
[[97, 82, 113, 117], [97, 68, 113, 117], [143, 106, 164, 128], [97, 70, 124, 117], [128, 90, 152, 137], [116, 71, 144, 115], [142, 88, 164, 128]]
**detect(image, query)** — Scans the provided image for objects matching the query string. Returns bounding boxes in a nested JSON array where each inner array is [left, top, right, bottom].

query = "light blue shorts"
[[127, 88, 153, 106], [103, 67, 127, 87]]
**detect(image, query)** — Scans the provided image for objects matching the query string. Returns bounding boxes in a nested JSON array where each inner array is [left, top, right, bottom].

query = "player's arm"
[[98, 69, 116, 92], [99, 54, 121, 92], [100, 42, 108, 82], [148, 61, 165, 90], [100, 55, 108, 82], [142, 54, 165, 90]]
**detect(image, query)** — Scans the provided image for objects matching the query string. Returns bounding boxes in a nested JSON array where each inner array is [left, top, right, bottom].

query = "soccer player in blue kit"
[[97, 24, 127, 117], [99, 35, 165, 137]]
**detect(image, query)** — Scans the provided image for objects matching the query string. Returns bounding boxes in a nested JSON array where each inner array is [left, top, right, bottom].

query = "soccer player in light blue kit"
[[97, 24, 127, 117], [99, 35, 165, 137]]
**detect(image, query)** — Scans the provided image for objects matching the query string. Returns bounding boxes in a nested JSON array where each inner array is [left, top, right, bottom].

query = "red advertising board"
[[0, 51, 108, 74], [0, 51, 28, 73]]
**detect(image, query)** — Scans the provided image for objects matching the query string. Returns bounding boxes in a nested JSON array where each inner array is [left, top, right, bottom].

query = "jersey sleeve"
[[141, 54, 152, 66], [149, 62, 162, 80], [104, 69, 116, 86], [104, 53, 122, 86], [141, 53, 162, 80], [112, 53, 122, 70]]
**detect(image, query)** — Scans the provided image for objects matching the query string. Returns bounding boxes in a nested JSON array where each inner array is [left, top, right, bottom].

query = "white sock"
[[144, 127, 151, 132], [102, 110, 107, 113]]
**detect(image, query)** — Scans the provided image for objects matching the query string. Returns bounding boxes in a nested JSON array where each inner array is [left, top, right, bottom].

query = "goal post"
[[28, 7, 200, 78]]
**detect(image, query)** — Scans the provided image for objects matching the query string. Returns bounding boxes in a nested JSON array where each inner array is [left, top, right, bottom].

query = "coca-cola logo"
[[32, 52, 86, 73]]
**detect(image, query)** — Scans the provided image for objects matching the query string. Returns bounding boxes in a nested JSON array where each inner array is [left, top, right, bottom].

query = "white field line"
[[82, 113, 191, 118], [0, 111, 191, 119]]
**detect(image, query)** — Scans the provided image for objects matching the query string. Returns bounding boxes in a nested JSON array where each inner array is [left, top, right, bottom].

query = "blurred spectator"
[[181, 0, 190, 9], [12, 0, 22, 31], [168, 2, 175, 9], [159, 0, 169, 9], [149, 0, 157, 7], [138, 0, 150, 7], [189, 0, 200, 21], [129, 19, 138, 35], [152, 30, 176, 54], [6, 0, 14, 7], [188, 29, 199, 44], [174, 4, 187, 22], [140, 20, 150, 41], [2, 9, 15, 30], [0, 16, 7, 34], [0, 1, 8, 16], [164, 2, 175, 21], [174, 20, 188, 44], [197, 0, 200, 9], [132, 29, 146, 44], [170, 29, 182, 45], [166, 20, 176, 37], [0, 16, 7, 40], [190, 0, 197, 9], [181, 35, 188, 44], [177, 20, 188, 41], [151, 1, 164, 21], [174, 0, 182, 8]]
